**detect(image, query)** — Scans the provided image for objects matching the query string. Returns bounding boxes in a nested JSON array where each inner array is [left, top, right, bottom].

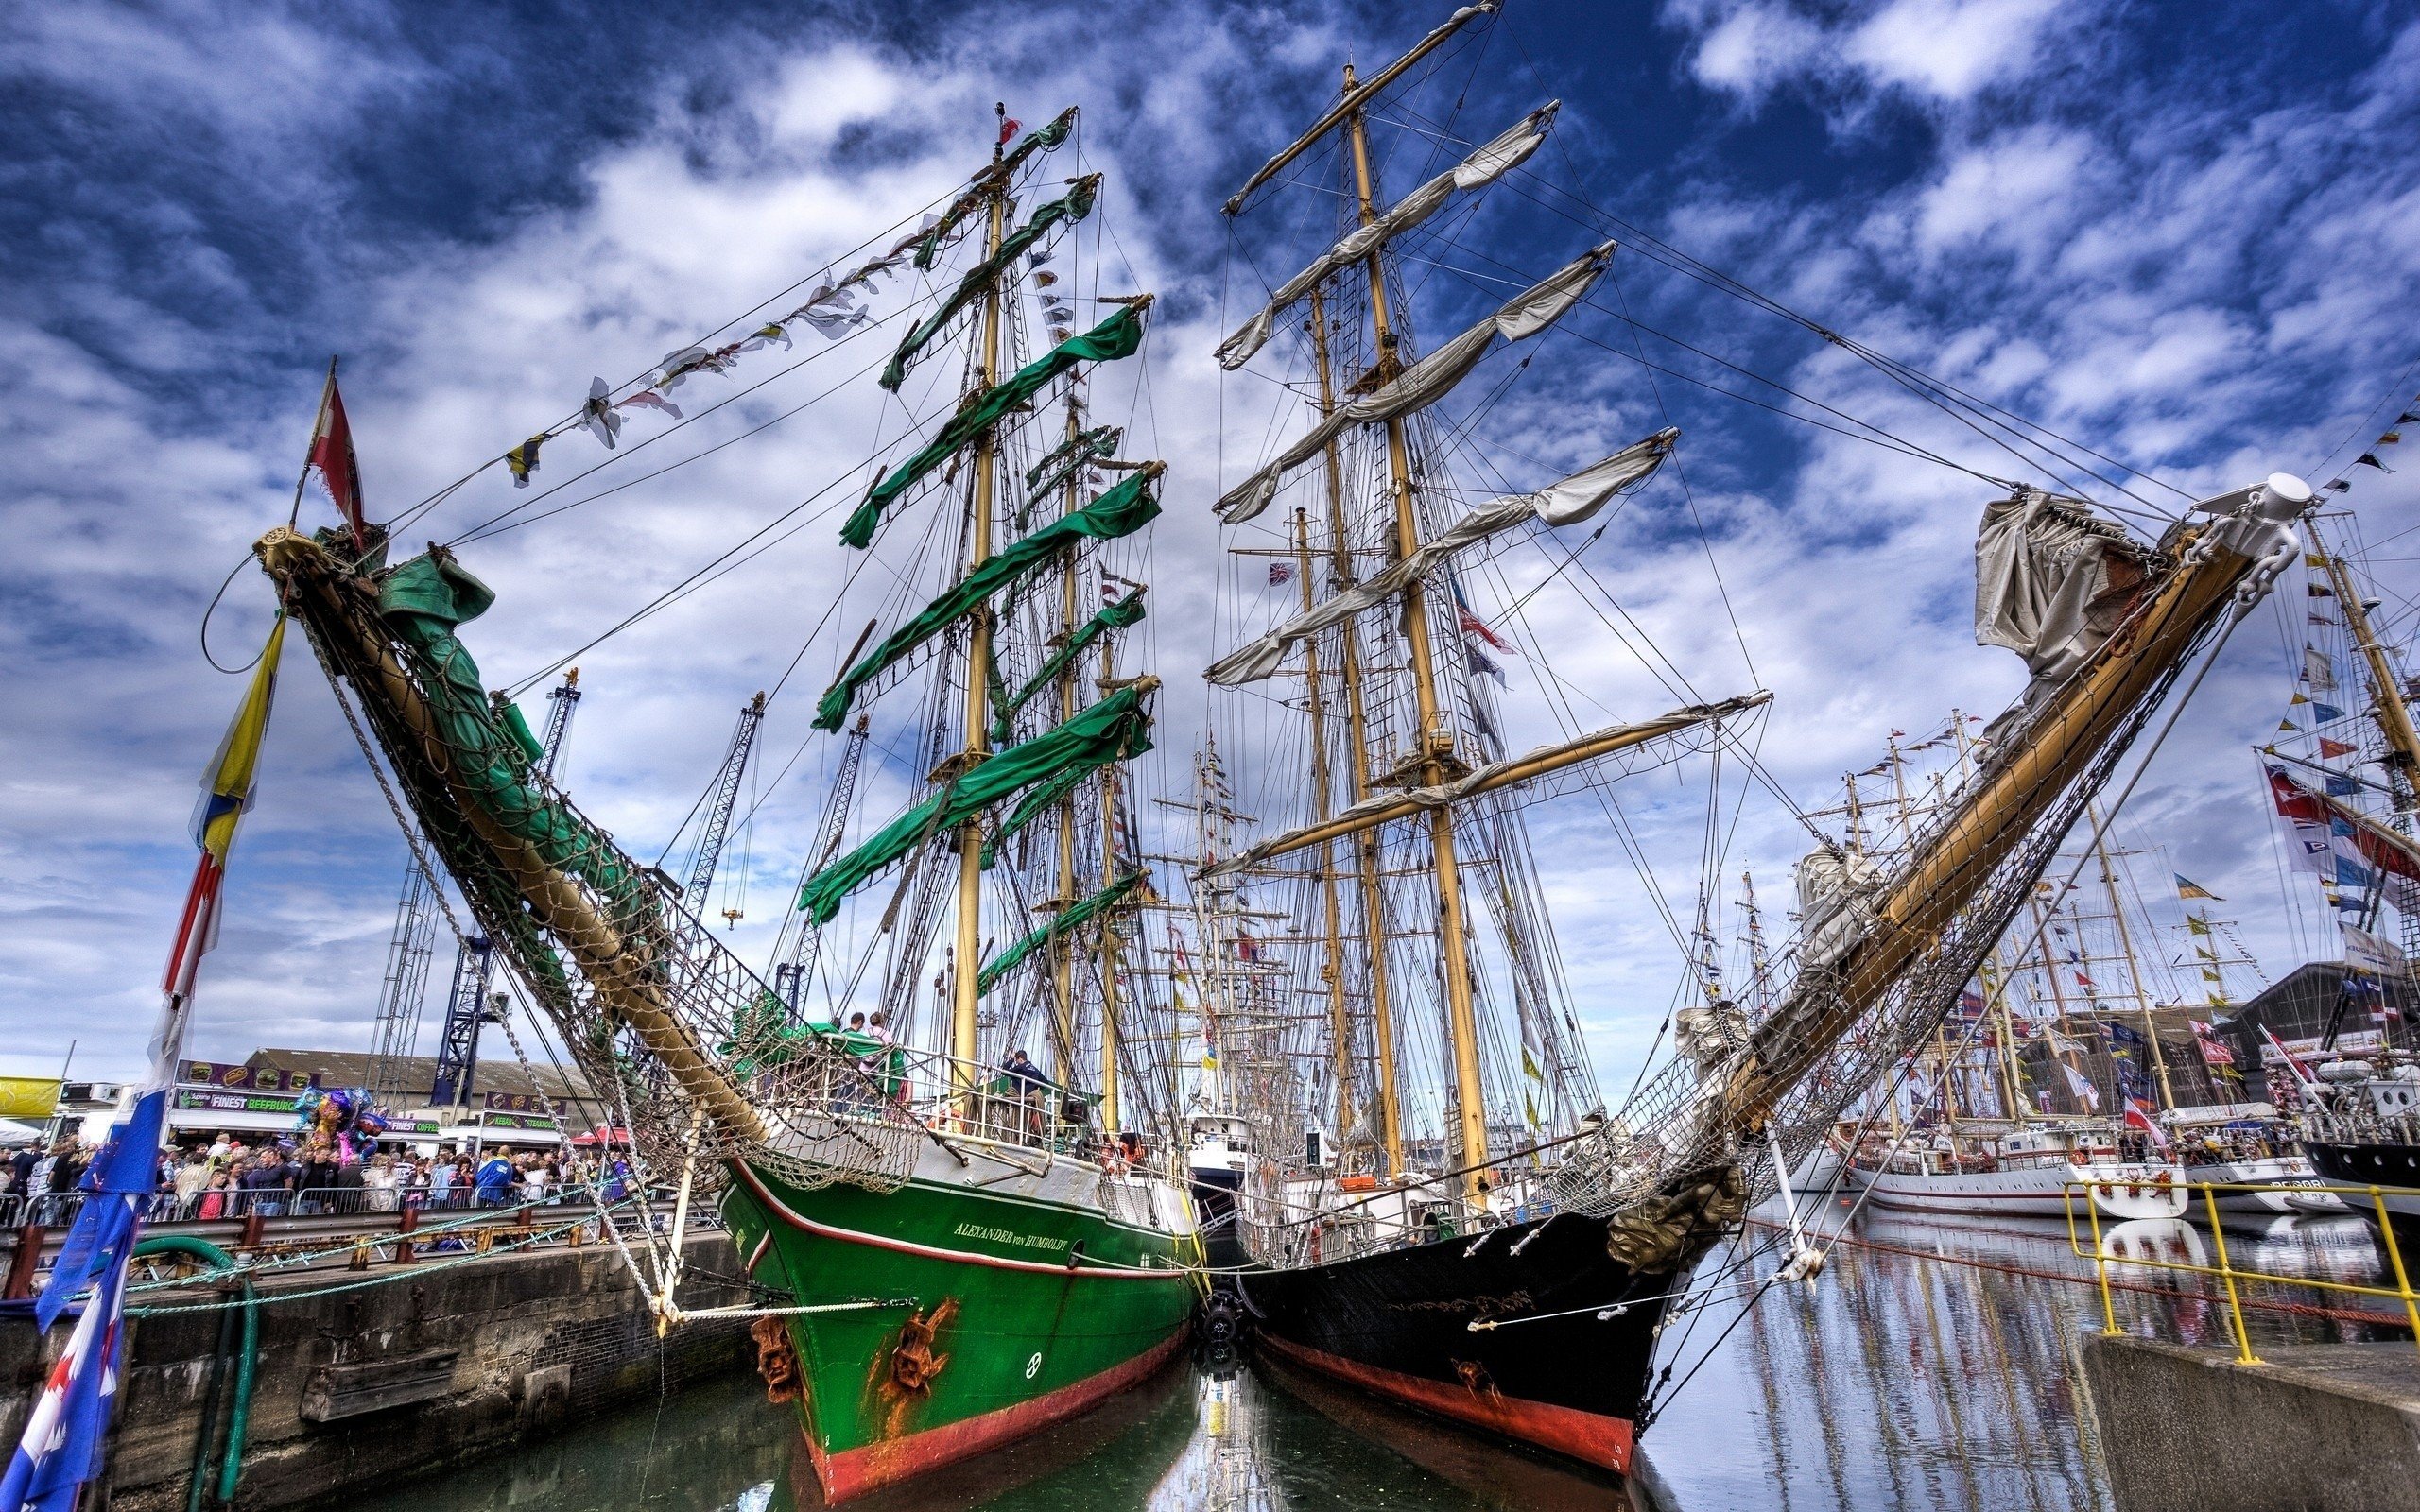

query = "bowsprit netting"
[[257, 524, 928, 1194]]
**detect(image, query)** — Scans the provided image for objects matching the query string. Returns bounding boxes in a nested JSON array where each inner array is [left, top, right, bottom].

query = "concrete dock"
[[2081, 1333, 2420, 1512]]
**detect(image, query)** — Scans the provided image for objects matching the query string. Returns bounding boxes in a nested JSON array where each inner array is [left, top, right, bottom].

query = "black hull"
[[1236, 1211, 1674, 1472], [2303, 1139, 2420, 1254]]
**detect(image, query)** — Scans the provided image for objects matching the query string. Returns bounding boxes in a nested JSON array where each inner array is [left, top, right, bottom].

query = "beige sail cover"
[[1216, 103, 1561, 370], [1207, 427, 1677, 684], [1974, 490, 2153, 728], [1216, 240, 1616, 524]]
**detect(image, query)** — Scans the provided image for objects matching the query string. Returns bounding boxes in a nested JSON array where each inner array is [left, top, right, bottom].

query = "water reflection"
[[1643, 1200, 2406, 1511], [353, 1205, 2404, 1512]]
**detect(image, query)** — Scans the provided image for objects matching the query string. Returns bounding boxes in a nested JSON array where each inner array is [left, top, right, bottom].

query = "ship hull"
[[1847, 1158, 2188, 1219], [2302, 1140, 2420, 1252], [1236, 1211, 1668, 1474], [721, 1156, 1199, 1502]]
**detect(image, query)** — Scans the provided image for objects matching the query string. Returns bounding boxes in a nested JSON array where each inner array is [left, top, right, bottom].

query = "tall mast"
[[952, 117, 1011, 1108], [1306, 281, 1403, 1176], [2317, 522, 2420, 802], [1051, 395, 1085, 1081], [1344, 64, 1488, 1200], [1098, 608, 1124, 1133], [2089, 812, 2174, 1109], [1292, 506, 1357, 1165]]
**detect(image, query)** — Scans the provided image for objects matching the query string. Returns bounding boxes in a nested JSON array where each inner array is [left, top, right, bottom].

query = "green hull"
[[720, 1158, 1198, 1500]]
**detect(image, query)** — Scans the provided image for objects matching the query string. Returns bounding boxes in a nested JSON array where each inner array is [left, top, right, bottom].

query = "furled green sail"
[[990, 590, 1145, 744], [977, 871, 1145, 994], [797, 685, 1155, 923], [815, 469, 1162, 731], [883, 176, 1100, 391], [911, 108, 1080, 269], [1019, 424, 1123, 523], [374, 553, 647, 996], [843, 302, 1150, 549]]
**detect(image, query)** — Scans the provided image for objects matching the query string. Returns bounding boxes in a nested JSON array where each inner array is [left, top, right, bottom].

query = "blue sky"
[[4, 0, 2417, 1088]]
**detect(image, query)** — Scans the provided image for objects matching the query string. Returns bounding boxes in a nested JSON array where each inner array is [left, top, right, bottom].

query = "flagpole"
[[289, 357, 338, 528]]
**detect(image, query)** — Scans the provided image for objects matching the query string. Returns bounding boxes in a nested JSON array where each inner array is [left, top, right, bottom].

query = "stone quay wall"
[[0, 1231, 763, 1511]]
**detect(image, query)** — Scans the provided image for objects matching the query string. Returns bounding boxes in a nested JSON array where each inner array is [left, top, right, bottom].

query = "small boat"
[[1846, 1124, 2188, 1220]]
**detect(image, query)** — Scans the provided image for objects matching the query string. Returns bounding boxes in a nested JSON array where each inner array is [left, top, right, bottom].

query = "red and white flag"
[[306, 363, 368, 550], [2121, 1097, 2170, 1151]]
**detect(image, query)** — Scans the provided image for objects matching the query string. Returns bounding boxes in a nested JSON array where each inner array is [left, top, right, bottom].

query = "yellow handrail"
[[2065, 1180, 2420, 1363]]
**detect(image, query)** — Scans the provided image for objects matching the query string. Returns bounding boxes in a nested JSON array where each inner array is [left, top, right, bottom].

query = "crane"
[[364, 858, 440, 1101], [538, 666, 581, 781], [772, 713, 870, 1018], [429, 669, 582, 1108], [680, 692, 768, 924]]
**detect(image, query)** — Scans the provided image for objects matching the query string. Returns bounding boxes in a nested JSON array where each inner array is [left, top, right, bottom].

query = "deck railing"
[[2064, 1179, 2420, 1364]]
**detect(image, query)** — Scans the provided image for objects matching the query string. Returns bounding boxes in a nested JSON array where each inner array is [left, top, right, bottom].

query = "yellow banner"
[[0, 1078, 60, 1119]]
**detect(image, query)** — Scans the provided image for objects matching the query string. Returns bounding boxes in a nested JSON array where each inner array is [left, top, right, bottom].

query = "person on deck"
[[997, 1049, 1053, 1143]]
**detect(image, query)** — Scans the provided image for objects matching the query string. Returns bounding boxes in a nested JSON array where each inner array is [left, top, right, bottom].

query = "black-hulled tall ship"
[[1200, 0, 2325, 1474], [2246, 501, 2420, 1247]]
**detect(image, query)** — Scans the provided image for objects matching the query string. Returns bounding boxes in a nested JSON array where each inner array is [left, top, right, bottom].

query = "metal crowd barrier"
[[0, 1189, 706, 1298], [2064, 1179, 2420, 1364]]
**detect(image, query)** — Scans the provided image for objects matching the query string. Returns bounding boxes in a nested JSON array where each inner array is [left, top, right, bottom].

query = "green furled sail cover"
[[911, 108, 1079, 269], [376, 554, 650, 942], [977, 871, 1145, 994], [1018, 424, 1122, 524], [797, 685, 1154, 923], [882, 177, 1099, 392], [842, 303, 1149, 549], [815, 469, 1161, 731], [990, 590, 1145, 744]]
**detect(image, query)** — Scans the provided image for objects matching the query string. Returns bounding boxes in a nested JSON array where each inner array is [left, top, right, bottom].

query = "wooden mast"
[[2089, 810, 2175, 1109], [1306, 281, 1403, 1177], [1050, 395, 1084, 1083], [1292, 506, 1358, 1166], [2317, 524, 2420, 799], [1344, 63, 1490, 1203], [1098, 609, 1124, 1134], [952, 117, 1011, 1112]]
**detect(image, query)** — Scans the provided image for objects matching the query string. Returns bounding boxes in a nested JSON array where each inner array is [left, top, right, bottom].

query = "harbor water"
[[351, 1203, 2411, 1512]]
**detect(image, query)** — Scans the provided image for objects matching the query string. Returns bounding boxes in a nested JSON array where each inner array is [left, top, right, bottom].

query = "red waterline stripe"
[[810, 1326, 1188, 1501], [1255, 1332, 1634, 1474], [731, 1161, 1189, 1282]]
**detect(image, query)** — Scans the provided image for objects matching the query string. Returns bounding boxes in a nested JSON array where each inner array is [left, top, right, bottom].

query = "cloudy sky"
[[5, 0, 2417, 1094]]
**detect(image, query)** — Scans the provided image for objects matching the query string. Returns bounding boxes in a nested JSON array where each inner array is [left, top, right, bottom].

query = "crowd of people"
[[0, 1134, 638, 1223]]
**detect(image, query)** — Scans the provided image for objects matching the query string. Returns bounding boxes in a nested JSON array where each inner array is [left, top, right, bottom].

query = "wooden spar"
[[952, 148, 1010, 1113], [1734, 510, 2273, 1130], [1291, 506, 1358, 1167], [1232, 697, 1769, 866], [1307, 281, 1403, 1177], [1220, 2, 1498, 217], [1343, 67, 1490, 1203], [254, 528, 767, 1143], [2317, 524, 2420, 793], [2089, 808, 2175, 1109]]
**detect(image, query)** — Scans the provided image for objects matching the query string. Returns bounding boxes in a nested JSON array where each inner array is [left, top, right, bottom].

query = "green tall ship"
[[259, 101, 1200, 1503]]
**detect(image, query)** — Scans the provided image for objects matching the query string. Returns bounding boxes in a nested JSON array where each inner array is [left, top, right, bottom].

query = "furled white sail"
[[1216, 241, 1616, 524], [1207, 427, 1677, 685], [1216, 103, 1561, 370], [1974, 489, 2156, 736]]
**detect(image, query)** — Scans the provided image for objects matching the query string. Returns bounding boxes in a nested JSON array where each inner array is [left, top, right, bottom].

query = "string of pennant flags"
[[488, 109, 1084, 491], [2318, 390, 2416, 493]]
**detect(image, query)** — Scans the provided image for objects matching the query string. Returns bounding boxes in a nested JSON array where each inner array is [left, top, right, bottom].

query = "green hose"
[[133, 1236, 255, 1507]]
